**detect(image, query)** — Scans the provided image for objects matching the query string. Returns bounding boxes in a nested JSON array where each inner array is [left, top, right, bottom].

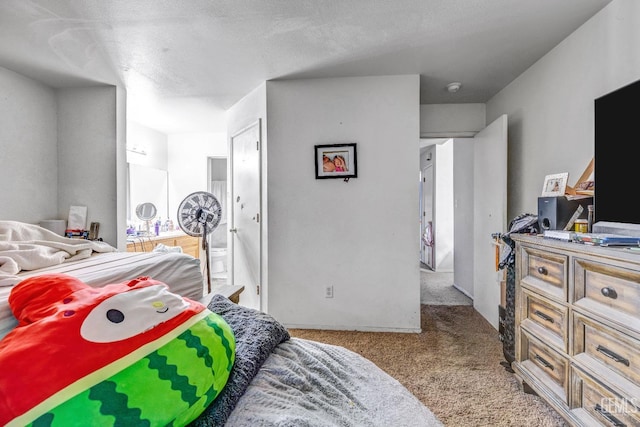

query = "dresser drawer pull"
[[595, 403, 626, 427], [533, 310, 554, 323], [534, 354, 554, 370], [601, 287, 618, 299], [597, 345, 630, 366], [536, 266, 548, 275]]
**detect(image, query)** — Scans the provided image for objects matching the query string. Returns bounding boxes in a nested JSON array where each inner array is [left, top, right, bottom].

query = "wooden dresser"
[[512, 234, 640, 426], [126, 232, 200, 259]]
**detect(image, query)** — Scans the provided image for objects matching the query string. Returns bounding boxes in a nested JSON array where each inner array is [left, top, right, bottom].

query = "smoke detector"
[[446, 82, 462, 93]]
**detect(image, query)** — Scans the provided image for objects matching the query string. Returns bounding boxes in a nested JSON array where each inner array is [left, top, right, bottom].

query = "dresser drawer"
[[519, 329, 569, 403], [521, 289, 568, 352], [570, 366, 640, 427], [519, 245, 568, 302], [574, 258, 640, 333], [573, 311, 640, 388]]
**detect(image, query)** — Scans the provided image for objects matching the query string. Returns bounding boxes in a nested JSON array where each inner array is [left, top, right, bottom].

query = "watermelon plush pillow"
[[0, 274, 235, 426]]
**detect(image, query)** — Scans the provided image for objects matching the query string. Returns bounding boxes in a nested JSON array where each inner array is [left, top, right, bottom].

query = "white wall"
[[57, 87, 120, 247], [0, 67, 58, 223], [167, 132, 227, 224], [127, 121, 169, 170], [0, 72, 122, 248], [420, 104, 485, 138], [115, 86, 128, 251], [487, 0, 640, 221], [265, 75, 421, 332]]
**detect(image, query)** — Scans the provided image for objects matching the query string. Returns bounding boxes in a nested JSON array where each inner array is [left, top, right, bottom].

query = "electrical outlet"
[[325, 285, 333, 298]]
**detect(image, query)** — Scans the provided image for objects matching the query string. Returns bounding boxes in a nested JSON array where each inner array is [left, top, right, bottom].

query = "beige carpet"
[[420, 269, 472, 306], [290, 305, 568, 427]]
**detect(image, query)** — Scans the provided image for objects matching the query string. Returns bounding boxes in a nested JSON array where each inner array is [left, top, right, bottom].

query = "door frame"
[[206, 156, 228, 280], [420, 163, 434, 269]]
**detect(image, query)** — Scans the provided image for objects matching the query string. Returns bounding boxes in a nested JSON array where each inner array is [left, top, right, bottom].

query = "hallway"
[[420, 266, 472, 306]]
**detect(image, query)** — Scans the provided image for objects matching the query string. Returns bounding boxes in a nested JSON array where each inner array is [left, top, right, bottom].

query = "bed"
[[0, 221, 442, 426], [0, 221, 205, 339]]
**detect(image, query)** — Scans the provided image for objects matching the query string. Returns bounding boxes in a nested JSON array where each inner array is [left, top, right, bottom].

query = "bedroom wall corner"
[[486, 0, 640, 221], [57, 86, 119, 247], [115, 85, 127, 250], [0, 66, 59, 223]]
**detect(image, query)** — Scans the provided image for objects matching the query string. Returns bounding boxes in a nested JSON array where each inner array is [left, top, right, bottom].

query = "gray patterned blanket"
[[192, 295, 442, 427], [190, 294, 290, 426]]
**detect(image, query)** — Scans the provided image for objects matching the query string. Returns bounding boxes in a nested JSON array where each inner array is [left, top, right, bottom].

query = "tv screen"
[[594, 79, 640, 225]]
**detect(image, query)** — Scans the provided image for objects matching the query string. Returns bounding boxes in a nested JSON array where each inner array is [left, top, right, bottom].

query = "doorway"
[[419, 139, 454, 273], [420, 115, 508, 329], [207, 157, 228, 283], [420, 162, 434, 270]]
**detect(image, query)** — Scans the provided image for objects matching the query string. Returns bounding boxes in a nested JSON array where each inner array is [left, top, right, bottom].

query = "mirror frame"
[[135, 202, 157, 221]]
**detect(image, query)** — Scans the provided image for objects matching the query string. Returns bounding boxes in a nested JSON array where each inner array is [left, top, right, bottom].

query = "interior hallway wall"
[[265, 75, 421, 332]]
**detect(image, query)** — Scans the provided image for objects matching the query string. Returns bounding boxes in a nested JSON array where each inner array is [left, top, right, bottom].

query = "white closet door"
[[472, 114, 508, 330], [230, 120, 262, 310]]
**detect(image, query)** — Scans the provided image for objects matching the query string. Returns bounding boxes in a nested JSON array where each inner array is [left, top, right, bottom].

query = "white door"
[[230, 120, 261, 310], [472, 114, 508, 329]]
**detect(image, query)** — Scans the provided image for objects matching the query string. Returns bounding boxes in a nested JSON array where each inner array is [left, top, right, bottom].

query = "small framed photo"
[[315, 143, 357, 179], [541, 172, 569, 197]]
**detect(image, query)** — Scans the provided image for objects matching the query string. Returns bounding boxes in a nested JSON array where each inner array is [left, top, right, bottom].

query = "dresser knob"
[[536, 266, 548, 275], [601, 287, 618, 299]]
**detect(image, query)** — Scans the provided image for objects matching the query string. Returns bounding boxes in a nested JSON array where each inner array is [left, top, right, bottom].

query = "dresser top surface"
[[127, 231, 194, 243], [511, 233, 640, 264]]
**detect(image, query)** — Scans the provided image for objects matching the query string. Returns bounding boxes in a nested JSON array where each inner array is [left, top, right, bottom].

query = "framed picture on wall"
[[541, 172, 569, 197], [314, 143, 358, 179]]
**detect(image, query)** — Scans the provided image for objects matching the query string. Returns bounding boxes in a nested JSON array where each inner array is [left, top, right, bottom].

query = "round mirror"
[[135, 202, 157, 221]]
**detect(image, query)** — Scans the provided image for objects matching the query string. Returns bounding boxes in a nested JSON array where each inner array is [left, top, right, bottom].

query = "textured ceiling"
[[0, 0, 613, 133]]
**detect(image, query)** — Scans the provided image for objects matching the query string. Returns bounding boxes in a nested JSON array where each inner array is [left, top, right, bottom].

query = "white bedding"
[[0, 251, 205, 339], [0, 221, 206, 339], [0, 220, 116, 286]]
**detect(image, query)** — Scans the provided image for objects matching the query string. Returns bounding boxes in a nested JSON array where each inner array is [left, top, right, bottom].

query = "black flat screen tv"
[[593, 78, 640, 236]]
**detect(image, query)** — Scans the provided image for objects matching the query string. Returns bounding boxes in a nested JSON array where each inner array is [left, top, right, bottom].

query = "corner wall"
[[57, 86, 119, 246], [0, 67, 58, 222]]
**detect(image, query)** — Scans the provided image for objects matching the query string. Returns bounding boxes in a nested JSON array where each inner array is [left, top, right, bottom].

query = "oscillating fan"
[[176, 191, 222, 293]]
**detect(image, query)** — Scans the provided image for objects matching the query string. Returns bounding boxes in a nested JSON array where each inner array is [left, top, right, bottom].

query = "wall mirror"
[[127, 163, 169, 227]]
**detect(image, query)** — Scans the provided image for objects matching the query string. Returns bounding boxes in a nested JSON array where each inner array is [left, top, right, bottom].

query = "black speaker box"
[[538, 196, 593, 231]]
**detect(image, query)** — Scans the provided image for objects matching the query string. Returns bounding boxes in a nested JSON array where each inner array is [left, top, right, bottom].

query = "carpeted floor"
[[290, 304, 568, 427], [420, 268, 472, 306]]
